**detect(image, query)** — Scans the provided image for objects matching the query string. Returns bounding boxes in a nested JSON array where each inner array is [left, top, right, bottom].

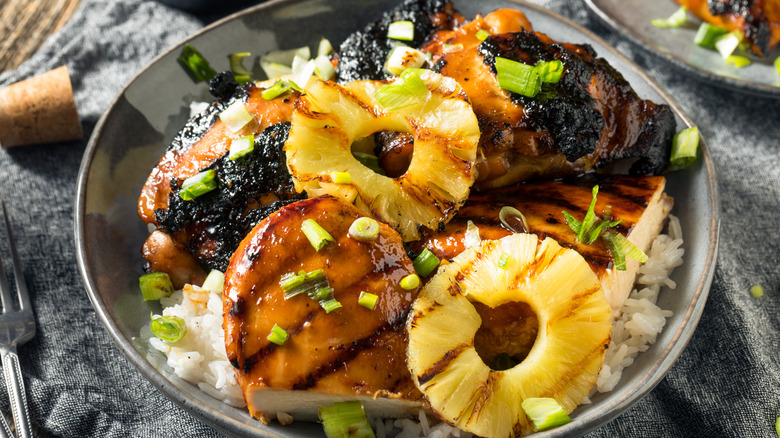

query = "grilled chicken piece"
[[223, 196, 423, 423], [409, 174, 673, 313], [675, 0, 780, 56], [137, 73, 303, 272]]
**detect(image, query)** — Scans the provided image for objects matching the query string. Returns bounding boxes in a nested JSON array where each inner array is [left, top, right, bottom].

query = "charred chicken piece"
[[223, 196, 423, 423], [138, 73, 303, 273], [675, 0, 780, 56], [408, 174, 673, 313]]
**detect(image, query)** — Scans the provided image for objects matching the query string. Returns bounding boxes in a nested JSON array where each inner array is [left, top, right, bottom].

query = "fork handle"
[[1, 347, 32, 438]]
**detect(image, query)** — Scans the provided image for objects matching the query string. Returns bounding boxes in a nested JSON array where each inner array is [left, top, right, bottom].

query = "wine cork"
[[0, 65, 83, 148]]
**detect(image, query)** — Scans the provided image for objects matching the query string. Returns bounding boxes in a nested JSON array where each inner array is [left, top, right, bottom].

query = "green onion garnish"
[[534, 60, 564, 84], [301, 219, 335, 251], [267, 323, 288, 345], [352, 152, 386, 175], [577, 185, 601, 243], [318, 38, 334, 57], [201, 269, 224, 294], [219, 100, 254, 133], [400, 274, 420, 290], [151, 315, 186, 343], [475, 29, 492, 41], [495, 57, 541, 98], [521, 398, 571, 431], [603, 230, 648, 271], [669, 126, 699, 170], [725, 55, 751, 67], [320, 298, 342, 313], [775, 414, 779, 435], [384, 46, 428, 76], [412, 248, 440, 277], [499, 206, 529, 233], [229, 51, 253, 84], [312, 286, 334, 301], [651, 6, 688, 28], [280, 269, 328, 299], [229, 134, 255, 160], [750, 285, 764, 298], [139, 272, 174, 301], [331, 171, 352, 184], [314, 54, 336, 80], [349, 217, 380, 242], [497, 253, 511, 270], [358, 291, 379, 310], [262, 80, 293, 100], [714, 30, 743, 59], [319, 401, 376, 438], [375, 67, 431, 110], [694, 23, 729, 49], [180, 169, 218, 201], [775, 57, 780, 75], [177, 44, 216, 82], [388, 20, 414, 41]]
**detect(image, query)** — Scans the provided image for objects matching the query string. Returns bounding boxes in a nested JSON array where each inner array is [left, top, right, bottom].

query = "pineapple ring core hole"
[[350, 131, 414, 178], [472, 300, 539, 371]]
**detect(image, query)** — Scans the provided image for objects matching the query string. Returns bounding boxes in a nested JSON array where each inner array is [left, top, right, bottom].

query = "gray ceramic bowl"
[[586, 0, 780, 98], [74, 0, 720, 436]]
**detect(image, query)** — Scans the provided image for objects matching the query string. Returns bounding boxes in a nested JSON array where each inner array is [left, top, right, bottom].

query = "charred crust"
[[229, 297, 246, 317], [155, 122, 305, 271], [335, 0, 461, 82], [208, 71, 240, 101]]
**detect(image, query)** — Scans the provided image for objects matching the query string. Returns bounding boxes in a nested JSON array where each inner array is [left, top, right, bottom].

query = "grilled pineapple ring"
[[406, 234, 612, 437], [285, 73, 480, 241]]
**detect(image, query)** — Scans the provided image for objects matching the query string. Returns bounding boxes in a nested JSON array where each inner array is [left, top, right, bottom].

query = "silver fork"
[[0, 202, 35, 438]]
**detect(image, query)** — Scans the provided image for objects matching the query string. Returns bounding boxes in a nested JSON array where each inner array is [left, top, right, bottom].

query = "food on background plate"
[[137, 0, 696, 435]]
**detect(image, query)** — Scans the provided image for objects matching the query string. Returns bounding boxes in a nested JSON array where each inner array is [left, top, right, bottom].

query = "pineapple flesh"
[[284, 72, 480, 241], [406, 234, 612, 437]]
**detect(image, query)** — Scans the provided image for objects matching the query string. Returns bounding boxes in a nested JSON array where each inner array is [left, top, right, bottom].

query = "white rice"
[[145, 216, 683, 435]]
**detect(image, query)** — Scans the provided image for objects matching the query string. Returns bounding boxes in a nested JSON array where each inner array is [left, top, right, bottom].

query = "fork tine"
[[0, 202, 29, 311], [0, 202, 14, 312]]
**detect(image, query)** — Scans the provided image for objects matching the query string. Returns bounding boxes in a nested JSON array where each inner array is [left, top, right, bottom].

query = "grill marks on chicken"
[[223, 196, 423, 422], [675, 0, 780, 56]]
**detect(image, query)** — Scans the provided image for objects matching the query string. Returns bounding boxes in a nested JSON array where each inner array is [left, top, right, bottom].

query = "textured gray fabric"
[[0, 0, 777, 437]]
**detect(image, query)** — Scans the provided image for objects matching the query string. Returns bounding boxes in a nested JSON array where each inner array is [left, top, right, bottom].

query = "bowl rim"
[[74, 0, 721, 436]]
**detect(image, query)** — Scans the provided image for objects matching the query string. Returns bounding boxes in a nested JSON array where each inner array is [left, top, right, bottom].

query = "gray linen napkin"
[[0, 0, 777, 437]]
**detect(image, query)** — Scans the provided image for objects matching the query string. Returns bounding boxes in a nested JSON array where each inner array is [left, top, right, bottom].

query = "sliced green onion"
[[562, 210, 583, 235], [669, 126, 699, 170], [499, 206, 529, 233], [331, 171, 352, 184], [352, 152, 386, 175], [262, 80, 293, 100], [320, 298, 342, 313], [151, 315, 186, 343], [312, 286, 334, 301], [775, 57, 780, 75], [219, 100, 254, 133], [301, 218, 335, 251], [442, 43, 463, 52], [292, 57, 317, 90], [388, 20, 415, 41], [521, 398, 571, 431], [229, 134, 255, 160], [413, 248, 440, 277], [490, 352, 517, 370], [694, 23, 729, 49], [280, 269, 328, 299], [314, 54, 336, 80], [267, 323, 288, 345], [603, 230, 648, 271], [319, 401, 376, 438], [651, 6, 688, 28], [578, 185, 601, 243], [497, 253, 511, 270], [260, 61, 293, 80], [715, 30, 743, 59], [384, 45, 428, 75], [495, 57, 541, 98], [750, 285, 764, 298], [177, 44, 216, 82], [725, 55, 751, 67], [358, 291, 379, 310], [583, 218, 623, 245], [475, 29, 492, 41], [349, 217, 380, 242], [229, 51, 253, 84], [534, 60, 564, 84], [180, 169, 218, 201], [201, 269, 224, 294], [400, 274, 420, 290], [139, 272, 174, 301], [318, 38, 334, 57], [375, 67, 431, 110]]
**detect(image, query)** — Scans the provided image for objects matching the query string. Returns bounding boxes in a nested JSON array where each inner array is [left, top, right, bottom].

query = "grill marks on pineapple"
[[416, 343, 470, 386]]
